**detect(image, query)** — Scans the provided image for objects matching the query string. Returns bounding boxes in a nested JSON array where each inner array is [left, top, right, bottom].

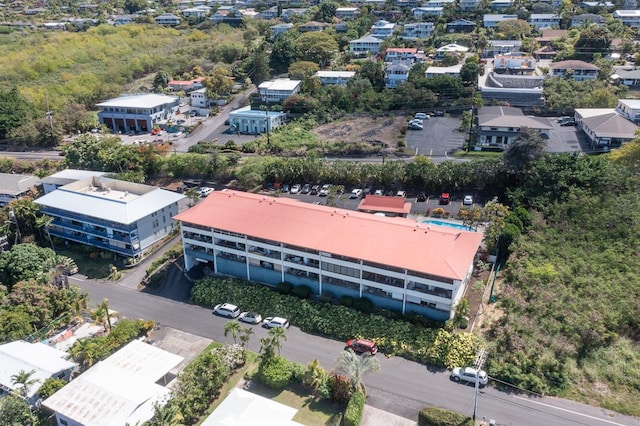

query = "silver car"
[[451, 367, 488, 386]]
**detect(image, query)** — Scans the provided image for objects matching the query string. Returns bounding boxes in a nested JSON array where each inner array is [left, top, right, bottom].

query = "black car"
[[301, 184, 311, 194], [417, 192, 427, 202], [310, 184, 320, 195], [434, 110, 445, 117], [560, 120, 576, 126]]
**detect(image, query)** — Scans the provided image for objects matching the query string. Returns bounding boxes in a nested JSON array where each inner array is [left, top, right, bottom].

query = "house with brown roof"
[[476, 106, 552, 150], [175, 190, 483, 320], [357, 195, 412, 217], [549, 60, 600, 81], [575, 108, 638, 152]]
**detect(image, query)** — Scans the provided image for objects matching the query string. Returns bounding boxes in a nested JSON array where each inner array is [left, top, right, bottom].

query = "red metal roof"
[[357, 195, 411, 214], [174, 190, 483, 280]]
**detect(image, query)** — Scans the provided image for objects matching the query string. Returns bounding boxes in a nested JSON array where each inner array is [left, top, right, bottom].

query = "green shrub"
[[328, 374, 352, 406], [291, 362, 307, 382], [319, 291, 334, 304], [344, 391, 366, 426], [418, 407, 473, 426], [353, 297, 373, 313], [259, 356, 294, 389], [293, 284, 311, 299], [276, 282, 293, 295], [340, 295, 354, 307]]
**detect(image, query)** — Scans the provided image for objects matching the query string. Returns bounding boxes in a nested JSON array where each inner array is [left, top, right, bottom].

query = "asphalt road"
[[70, 272, 640, 426]]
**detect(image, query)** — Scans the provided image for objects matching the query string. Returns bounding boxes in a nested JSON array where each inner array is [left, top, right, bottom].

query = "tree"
[[123, 0, 147, 13], [37, 377, 66, 399], [358, 61, 385, 91], [92, 299, 112, 330], [574, 26, 611, 61], [460, 57, 480, 86], [246, 49, 270, 86], [0, 395, 33, 425], [496, 19, 532, 39], [267, 326, 287, 355], [0, 244, 58, 290], [147, 403, 185, 426], [204, 67, 234, 99], [294, 32, 338, 67], [270, 31, 298, 74], [315, 1, 339, 22], [223, 321, 242, 344], [0, 87, 34, 140], [11, 369, 39, 399], [238, 326, 254, 362], [153, 70, 171, 91], [35, 214, 54, 250], [502, 127, 546, 172], [288, 61, 320, 81], [333, 350, 380, 393]]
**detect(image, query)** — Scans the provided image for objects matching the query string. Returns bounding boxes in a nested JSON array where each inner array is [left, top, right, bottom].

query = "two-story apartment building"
[[385, 47, 418, 62], [476, 106, 552, 150], [615, 98, 640, 123], [175, 190, 483, 320], [182, 5, 211, 18], [349, 34, 384, 55], [97, 94, 180, 134], [384, 62, 412, 88], [0, 173, 39, 206], [491, 0, 514, 9], [571, 13, 607, 27], [529, 14, 560, 29], [35, 176, 184, 260], [155, 13, 181, 25], [575, 108, 638, 151], [370, 19, 396, 39], [548, 60, 599, 81], [315, 70, 356, 85], [400, 22, 434, 39], [258, 78, 301, 103], [483, 14, 517, 28], [412, 7, 444, 18], [459, 0, 480, 10], [446, 18, 476, 32], [483, 40, 521, 58], [298, 21, 329, 32], [613, 10, 640, 27], [336, 7, 359, 20]]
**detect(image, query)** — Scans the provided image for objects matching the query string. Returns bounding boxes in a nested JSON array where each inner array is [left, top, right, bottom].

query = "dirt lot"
[[312, 115, 408, 149]]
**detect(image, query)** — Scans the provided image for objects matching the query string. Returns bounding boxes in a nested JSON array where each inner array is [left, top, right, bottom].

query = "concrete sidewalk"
[[362, 405, 417, 426]]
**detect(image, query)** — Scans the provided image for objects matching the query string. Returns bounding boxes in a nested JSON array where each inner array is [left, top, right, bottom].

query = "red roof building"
[[174, 190, 483, 320], [357, 194, 412, 217]]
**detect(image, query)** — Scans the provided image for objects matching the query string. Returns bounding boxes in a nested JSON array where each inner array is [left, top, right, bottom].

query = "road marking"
[[513, 396, 629, 426]]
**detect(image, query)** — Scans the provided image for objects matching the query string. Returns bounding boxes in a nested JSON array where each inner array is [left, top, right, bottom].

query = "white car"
[[238, 311, 262, 324], [213, 303, 241, 318], [409, 118, 423, 125], [415, 113, 430, 120], [263, 316, 290, 329], [199, 187, 214, 197], [319, 184, 332, 197], [374, 189, 384, 196], [450, 367, 488, 387], [290, 184, 301, 194], [350, 189, 363, 199], [463, 195, 473, 205]]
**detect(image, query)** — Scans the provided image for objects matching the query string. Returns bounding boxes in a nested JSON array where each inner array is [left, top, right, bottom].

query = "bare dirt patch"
[[312, 115, 408, 149]]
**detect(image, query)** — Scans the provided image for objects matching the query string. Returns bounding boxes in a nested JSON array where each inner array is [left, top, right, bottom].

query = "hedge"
[[259, 356, 294, 389], [418, 407, 474, 426], [344, 391, 366, 426], [191, 277, 480, 369]]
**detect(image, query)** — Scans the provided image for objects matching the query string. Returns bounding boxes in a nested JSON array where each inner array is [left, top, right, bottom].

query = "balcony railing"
[[407, 282, 452, 299]]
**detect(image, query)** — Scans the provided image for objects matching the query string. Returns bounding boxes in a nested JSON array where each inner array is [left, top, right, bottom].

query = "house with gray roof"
[[575, 108, 639, 151], [0, 173, 39, 206], [35, 176, 185, 260], [475, 106, 552, 150], [40, 169, 107, 194]]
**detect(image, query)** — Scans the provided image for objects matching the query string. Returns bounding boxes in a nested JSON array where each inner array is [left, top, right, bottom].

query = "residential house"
[[581, 0, 613, 6], [356, 195, 411, 217], [548, 60, 599, 81], [483, 40, 521, 58], [336, 7, 359, 19], [412, 6, 444, 18], [615, 98, 640, 123], [370, 19, 396, 39], [298, 20, 329, 32], [529, 13, 560, 29], [113, 14, 136, 25], [614, 10, 640, 27], [190, 87, 209, 111], [385, 47, 418, 62], [400, 22, 434, 39], [476, 106, 552, 150], [258, 78, 301, 102], [491, 0, 514, 9], [435, 43, 469, 59], [0, 173, 38, 206], [202, 389, 304, 425], [425, 0, 455, 6], [261, 6, 278, 20], [43, 340, 183, 426], [349, 34, 384, 55], [384, 62, 412, 88], [281, 8, 308, 22], [271, 23, 294, 39], [483, 14, 517, 28], [35, 176, 185, 259], [446, 18, 476, 33], [614, 67, 640, 87], [315, 70, 356, 85], [395, 0, 422, 7], [534, 45, 558, 60], [493, 53, 536, 74], [228, 106, 286, 134], [480, 72, 544, 106], [40, 169, 107, 194], [168, 76, 205, 92], [0, 341, 77, 405], [175, 190, 483, 320], [182, 5, 211, 17], [97, 94, 179, 133], [575, 108, 638, 151], [571, 13, 607, 27], [426, 63, 462, 78], [459, 0, 480, 10], [335, 22, 349, 32], [210, 6, 243, 25], [155, 13, 181, 25]]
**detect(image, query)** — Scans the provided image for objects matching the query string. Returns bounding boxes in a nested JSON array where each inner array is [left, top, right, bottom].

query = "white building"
[[258, 78, 301, 103], [385, 62, 412, 88], [271, 23, 294, 39], [0, 173, 39, 206], [412, 6, 444, 18], [399, 22, 434, 40], [370, 19, 396, 39], [426, 63, 463, 78], [43, 340, 184, 426], [613, 10, 640, 27], [435, 43, 469, 58], [349, 34, 384, 55], [385, 47, 418, 63], [460, 0, 480, 10], [182, 5, 211, 17], [190, 87, 208, 109], [616, 99, 640, 123], [483, 14, 518, 28], [336, 7, 359, 19], [35, 176, 185, 260], [228, 106, 286, 134], [529, 14, 561, 29], [40, 169, 107, 194], [476, 106, 552, 149], [175, 190, 483, 321], [315, 70, 356, 85], [155, 13, 181, 25], [96, 94, 180, 134], [548, 60, 599, 81], [491, 0, 513, 9]]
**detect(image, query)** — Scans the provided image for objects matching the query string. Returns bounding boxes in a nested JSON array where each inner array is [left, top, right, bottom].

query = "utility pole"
[[473, 348, 487, 422], [45, 94, 54, 133], [264, 106, 270, 148]]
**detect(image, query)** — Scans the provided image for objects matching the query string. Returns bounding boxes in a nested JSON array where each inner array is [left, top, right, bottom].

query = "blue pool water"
[[422, 219, 476, 232]]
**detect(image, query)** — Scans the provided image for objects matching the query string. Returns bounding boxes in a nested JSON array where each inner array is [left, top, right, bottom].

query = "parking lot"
[[543, 117, 591, 153], [404, 115, 466, 159]]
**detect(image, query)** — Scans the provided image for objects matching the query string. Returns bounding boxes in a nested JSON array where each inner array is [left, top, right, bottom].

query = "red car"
[[345, 338, 378, 355], [439, 193, 450, 205]]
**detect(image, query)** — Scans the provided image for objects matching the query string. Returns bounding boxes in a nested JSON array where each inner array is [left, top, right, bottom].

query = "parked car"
[[408, 122, 423, 130], [557, 116, 572, 123], [463, 195, 473, 205], [415, 112, 430, 120], [213, 303, 241, 318], [190, 110, 198, 117], [238, 311, 263, 324], [345, 338, 378, 355], [281, 183, 290, 193], [560, 119, 576, 126], [374, 189, 384, 196], [319, 184, 332, 196], [263, 316, 290, 329], [434, 110, 445, 117], [409, 118, 423, 125], [450, 367, 488, 387], [199, 187, 214, 197], [290, 184, 301, 194], [310, 184, 320, 195], [363, 187, 371, 195], [350, 189, 363, 199], [301, 184, 311, 194], [439, 193, 451, 205], [417, 192, 427, 202]]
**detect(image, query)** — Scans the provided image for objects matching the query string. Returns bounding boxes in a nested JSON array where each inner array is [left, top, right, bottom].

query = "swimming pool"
[[422, 219, 476, 232]]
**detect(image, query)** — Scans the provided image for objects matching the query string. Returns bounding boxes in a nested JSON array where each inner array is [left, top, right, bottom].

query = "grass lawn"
[[450, 149, 503, 159], [56, 249, 123, 279]]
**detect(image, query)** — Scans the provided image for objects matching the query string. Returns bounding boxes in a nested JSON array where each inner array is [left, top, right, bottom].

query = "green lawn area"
[[450, 149, 503, 159], [56, 249, 124, 279]]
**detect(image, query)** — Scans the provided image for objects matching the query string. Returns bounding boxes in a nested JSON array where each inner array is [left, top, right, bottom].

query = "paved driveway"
[[404, 116, 465, 159]]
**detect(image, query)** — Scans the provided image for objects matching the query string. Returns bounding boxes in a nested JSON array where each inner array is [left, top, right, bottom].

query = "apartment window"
[[321, 262, 359, 278]]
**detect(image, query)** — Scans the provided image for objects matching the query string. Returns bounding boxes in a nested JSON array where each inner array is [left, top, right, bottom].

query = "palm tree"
[[334, 350, 381, 394], [223, 321, 242, 344], [238, 327, 254, 362], [11, 369, 39, 399], [148, 403, 184, 426], [91, 299, 112, 330], [268, 326, 287, 356], [35, 214, 55, 250]]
